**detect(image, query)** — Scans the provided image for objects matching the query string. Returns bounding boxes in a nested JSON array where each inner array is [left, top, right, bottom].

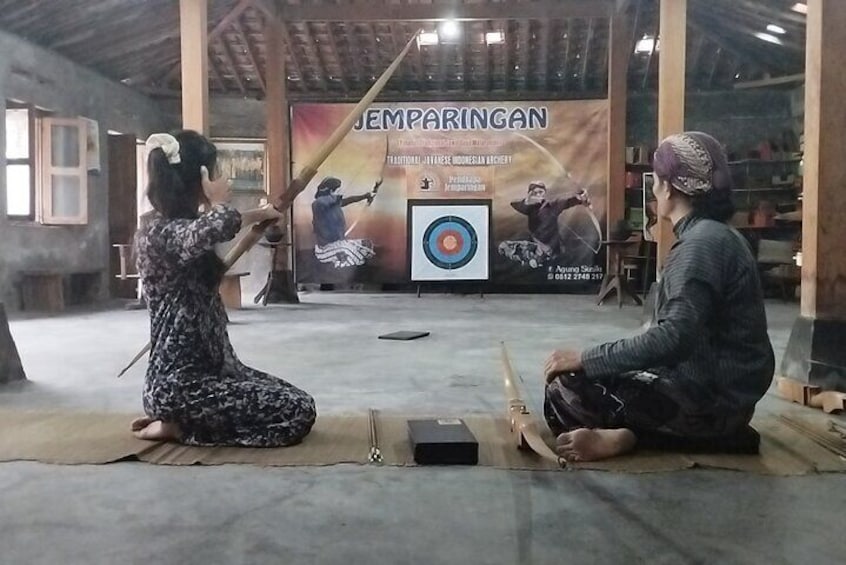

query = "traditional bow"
[[345, 134, 390, 237], [512, 132, 603, 254], [501, 342, 565, 467]]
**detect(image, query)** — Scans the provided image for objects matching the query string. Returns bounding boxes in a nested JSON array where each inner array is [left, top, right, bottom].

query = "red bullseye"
[[437, 229, 463, 255]]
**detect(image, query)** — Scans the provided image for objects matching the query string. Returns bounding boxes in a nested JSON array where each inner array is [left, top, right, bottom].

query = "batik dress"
[[135, 204, 316, 446]]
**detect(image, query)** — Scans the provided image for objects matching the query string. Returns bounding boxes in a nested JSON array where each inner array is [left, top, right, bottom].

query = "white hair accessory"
[[145, 133, 181, 165]]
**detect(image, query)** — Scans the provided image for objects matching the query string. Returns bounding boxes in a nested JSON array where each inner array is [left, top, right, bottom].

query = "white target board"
[[408, 200, 491, 281]]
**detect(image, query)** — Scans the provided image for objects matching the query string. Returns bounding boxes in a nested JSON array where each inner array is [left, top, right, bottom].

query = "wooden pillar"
[[264, 14, 299, 303], [655, 0, 686, 272], [179, 0, 209, 133], [780, 0, 846, 393], [605, 11, 629, 242]]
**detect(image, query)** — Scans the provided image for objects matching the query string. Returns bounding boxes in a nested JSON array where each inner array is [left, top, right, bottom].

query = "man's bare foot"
[[556, 428, 637, 462], [132, 420, 182, 442], [130, 416, 153, 432]]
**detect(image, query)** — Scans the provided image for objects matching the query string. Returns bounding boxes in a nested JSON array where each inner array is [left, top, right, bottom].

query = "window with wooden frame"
[[4, 102, 36, 220], [39, 117, 88, 224], [4, 106, 88, 224]]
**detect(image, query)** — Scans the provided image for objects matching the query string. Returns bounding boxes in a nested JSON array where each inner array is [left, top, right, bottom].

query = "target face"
[[422, 216, 479, 270], [409, 201, 490, 281]]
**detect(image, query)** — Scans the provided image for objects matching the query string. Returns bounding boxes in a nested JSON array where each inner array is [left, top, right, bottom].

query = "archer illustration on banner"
[[311, 176, 381, 268], [498, 181, 592, 269]]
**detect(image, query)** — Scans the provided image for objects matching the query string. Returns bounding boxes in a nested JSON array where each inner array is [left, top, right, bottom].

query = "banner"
[[292, 100, 608, 286]]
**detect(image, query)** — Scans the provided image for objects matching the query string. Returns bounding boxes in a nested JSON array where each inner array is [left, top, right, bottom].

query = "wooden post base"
[[776, 377, 846, 414], [0, 303, 26, 384], [780, 316, 846, 392]]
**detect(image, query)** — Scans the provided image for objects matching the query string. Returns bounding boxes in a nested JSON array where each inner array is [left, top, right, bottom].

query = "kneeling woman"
[[131, 130, 316, 446], [543, 132, 774, 462]]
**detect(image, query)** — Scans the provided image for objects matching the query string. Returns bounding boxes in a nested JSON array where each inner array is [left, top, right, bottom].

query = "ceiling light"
[[440, 20, 460, 40], [635, 35, 658, 54], [755, 32, 783, 45], [767, 24, 787, 34], [485, 31, 505, 45], [791, 3, 807, 14], [417, 31, 439, 46]]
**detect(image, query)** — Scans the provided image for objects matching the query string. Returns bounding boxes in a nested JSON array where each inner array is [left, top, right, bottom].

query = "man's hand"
[[544, 349, 583, 383], [366, 191, 376, 205], [575, 189, 590, 206], [201, 166, 232, 205]]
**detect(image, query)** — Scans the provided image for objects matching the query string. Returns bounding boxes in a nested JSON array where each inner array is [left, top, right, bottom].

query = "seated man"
[[543, 132, 775, 462]]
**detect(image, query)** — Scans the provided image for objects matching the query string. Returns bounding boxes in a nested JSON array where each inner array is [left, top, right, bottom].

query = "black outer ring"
[[421, 216, 479, 270]]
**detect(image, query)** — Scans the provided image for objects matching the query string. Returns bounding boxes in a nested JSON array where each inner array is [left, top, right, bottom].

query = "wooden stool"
[[219, 272, 249, 309], [20, 271, 64, 312]]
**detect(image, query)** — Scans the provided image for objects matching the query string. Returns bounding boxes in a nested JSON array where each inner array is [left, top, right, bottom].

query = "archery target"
[[410, 202, 490, 281]]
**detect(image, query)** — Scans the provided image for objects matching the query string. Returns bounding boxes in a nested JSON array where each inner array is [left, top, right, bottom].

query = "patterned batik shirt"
[[581, 214, 775, 413]]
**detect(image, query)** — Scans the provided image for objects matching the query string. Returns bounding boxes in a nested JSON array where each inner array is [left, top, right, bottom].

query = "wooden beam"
[[208, 54, 226, 92], [580, 18, 595, 91], [687, 33, 706, 80], [539, 19, 551, 91], [800, 0, 846, 320], [298, 22, 329, 91], [264, 12, 298, 301], [656, 0, 687, 272], [707, 47, 722, 88], [266, 15, 288, 197], [562, 20, 573, 89], [390, 23, 414, 88], [606, 11, 629, 249], [233, 19, 266, 93], [278, 21, 304, 87], [485, 20, 495, 91], [462, 22, 471, 91], [503, 20, 512, 91], [779, 0, 846, 393], [216, 35, 248, 94], [519, 19, 531, 88], [686, 20, 766, 81], [692, 0, 806, 52], [274, 0, 613, 22], [324, 23, 351, 92], [734, 73, 805, 90], [164, 0, 254, 87], [640, 7, 660, 91], [180, 0, 209, 133], [283, 88, 607, 104]]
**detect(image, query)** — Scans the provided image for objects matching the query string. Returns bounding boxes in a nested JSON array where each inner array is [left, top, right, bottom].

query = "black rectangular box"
[[407, 418, 479, 465]]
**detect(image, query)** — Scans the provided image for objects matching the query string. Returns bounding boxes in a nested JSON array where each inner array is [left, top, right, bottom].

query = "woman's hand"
[[544, 349, 583, 383], [201, 166, 232, 205], [257, 203, 283, 222], [240, 204, 283, 226]]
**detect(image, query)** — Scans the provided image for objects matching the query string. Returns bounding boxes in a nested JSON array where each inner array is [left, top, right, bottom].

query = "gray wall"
[[627, 90, 795, 157], [0, 29, 171, 310]]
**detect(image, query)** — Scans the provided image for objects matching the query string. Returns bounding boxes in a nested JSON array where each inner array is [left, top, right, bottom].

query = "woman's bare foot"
[[132, 420, 182, 442], [130, 416, 153, 432], [556, 428, 637, 462]]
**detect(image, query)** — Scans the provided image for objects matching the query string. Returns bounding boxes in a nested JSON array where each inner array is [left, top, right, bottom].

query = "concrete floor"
[[2, 293, 845, 564]]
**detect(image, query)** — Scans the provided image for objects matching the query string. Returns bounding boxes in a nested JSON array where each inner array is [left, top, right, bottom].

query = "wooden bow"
[[501, 342, 565, 467], [222, 33, 420, 269], [118, 31, 421, 378]]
